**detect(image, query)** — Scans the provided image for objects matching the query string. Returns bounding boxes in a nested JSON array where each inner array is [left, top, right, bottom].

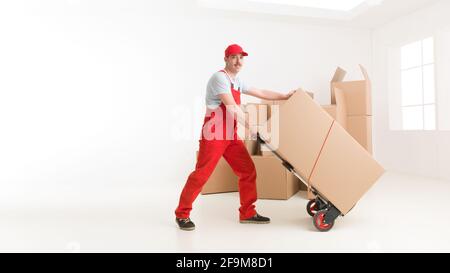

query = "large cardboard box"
[[266, 90, 314, 104], [260, 91, 334, 181], [252, 155, 300, 200], [331, 65, 372, 116], [346, 116, 373, 154], [305, 91, 314, 100], [309, 123, 383, 215], [264, 90, 313, 120], [199, 152, 239, 195], [261, 91, 384, 215], [261, 90, 315, 141]]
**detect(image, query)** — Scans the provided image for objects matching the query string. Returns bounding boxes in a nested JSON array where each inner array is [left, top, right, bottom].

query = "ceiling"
[[196, 0, 443, 29], [247, 0, 373, 12]]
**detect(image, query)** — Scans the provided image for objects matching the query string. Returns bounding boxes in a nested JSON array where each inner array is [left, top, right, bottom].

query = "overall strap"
[[220, 70, 239, 91]]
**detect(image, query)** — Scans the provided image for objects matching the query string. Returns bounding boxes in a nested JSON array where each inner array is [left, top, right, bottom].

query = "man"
[[174, 44, 295, 231]]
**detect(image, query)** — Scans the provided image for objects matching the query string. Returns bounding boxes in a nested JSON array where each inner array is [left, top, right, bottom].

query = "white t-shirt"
[[205, 71, 250, 109]]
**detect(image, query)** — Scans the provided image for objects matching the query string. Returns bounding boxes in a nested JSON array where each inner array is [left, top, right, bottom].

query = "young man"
[[174, 44, 295, 231]]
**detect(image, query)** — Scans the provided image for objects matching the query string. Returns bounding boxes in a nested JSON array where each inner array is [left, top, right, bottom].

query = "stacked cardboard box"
[[252, 155, 300, 200], [260, 145, 273, 157], [260, 90, 384, 215], [321, 88, 347, 129], [245, 103, 303, 200], [330, 65, 373, 154], [201, 101, 302, 200], [198, 67, 378, 206], [240, 103, 269, 153], [198, 152, 239, 195]]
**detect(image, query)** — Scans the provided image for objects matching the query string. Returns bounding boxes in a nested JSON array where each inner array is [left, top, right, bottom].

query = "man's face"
[[224, 54, 244, 74]]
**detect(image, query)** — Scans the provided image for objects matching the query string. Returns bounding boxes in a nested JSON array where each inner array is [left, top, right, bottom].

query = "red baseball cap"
[[225, 44, 248, 57]]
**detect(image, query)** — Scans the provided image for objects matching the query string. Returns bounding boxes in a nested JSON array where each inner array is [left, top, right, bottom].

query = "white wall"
[[0, 0, 371, 204], [372, 0, 450, 180]]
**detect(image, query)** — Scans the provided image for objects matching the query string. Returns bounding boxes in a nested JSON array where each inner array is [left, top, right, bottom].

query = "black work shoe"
[[240, 213, 271, 224], [176, 218, 196, 231]]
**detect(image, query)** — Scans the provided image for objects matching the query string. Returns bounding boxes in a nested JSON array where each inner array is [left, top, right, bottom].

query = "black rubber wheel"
[[313, 210, 335, 232], [306, 200, 318, 217]]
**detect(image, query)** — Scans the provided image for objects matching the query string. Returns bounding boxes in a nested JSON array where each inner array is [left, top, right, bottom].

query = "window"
[[400, 37, 436, 130]]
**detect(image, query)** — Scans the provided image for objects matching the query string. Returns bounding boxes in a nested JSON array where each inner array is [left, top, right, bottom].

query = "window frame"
[[400, 37, 437, 131]]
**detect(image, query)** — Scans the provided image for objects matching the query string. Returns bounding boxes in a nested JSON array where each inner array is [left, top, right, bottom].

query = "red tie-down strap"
[[306, 120, 335, 200]]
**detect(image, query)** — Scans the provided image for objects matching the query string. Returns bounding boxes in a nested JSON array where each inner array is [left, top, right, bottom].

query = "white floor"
[[1, 171, 450, 253]]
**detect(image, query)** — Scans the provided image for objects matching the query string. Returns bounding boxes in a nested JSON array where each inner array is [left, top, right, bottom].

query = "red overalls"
[[175, 71, 258, 221]]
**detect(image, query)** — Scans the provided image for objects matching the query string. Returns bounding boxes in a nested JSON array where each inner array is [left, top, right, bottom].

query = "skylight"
[[247, 0, 371, 11]]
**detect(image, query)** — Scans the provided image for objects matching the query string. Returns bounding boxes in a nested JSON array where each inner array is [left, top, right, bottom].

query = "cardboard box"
[[268, 91, 313, 104], [261, 90, 384, 215], [322, 88, 347, 129], [347, 116, 373, 154], [237, 114, 262, 140], [252, 156, 300, 200], [199, 152, 238, 195], [264, 90, 314, 119], [309, 123, 383, 215], [260, 90, 334, 181], [330, 67, 346, 104], [260, 145, 273, 156], [238, 104, 269, 147], [331, 65, 372, 116], [305, 91, 314, 100], [199, 152, 302, 199], [262, 90, 315, 138], [243, 103, 269, 127], [244, 139, 260, 156], [322, 105, 337, 119]]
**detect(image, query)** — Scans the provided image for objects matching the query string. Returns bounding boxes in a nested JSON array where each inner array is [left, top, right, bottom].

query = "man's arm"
[[245, 87, 295, 100]]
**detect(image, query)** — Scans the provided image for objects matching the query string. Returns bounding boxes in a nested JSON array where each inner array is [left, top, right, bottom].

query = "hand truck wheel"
[[306, 199, 318, 217], [313, 210, 335, 232]]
